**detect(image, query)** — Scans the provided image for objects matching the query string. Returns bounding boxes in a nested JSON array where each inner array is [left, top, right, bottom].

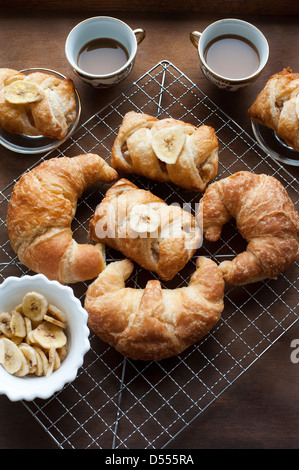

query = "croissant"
[[198, 171, 299, 285], [248, 68, 299, 152], [84, 257, 225, 361], [7, 154, 118, 284], [111, 111, 218, 191], [89, 178, 202, 281], [0, 68, 77, 140]]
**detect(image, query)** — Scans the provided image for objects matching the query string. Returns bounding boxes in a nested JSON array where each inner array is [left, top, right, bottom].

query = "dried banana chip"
[[47, 304, 67, 323], [46, 347, 56, 377], [44, 314, 66, 329], [10, 310, 26, 338], [22, 291, 48, 322], [0, 293, 68, 378], [0, 312, 13, 338], [0, 338, 23, 375], [30, 321, 67, 350], [19, 343, 38, 373], [34, 346, 49, 376], [14, 352, 30, 377]]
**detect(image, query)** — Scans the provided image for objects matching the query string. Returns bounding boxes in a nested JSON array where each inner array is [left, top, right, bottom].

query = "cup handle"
[[133, 28, 146, 45], [190, 31, 202, 48]]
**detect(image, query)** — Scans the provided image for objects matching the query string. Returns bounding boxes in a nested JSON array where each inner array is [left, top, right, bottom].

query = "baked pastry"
[[248, 68, 299, 152], [111, 111, 218, 191], [198, 171, 299, 285], [0, 68, 77, 140], [7, 154, 118, 284], [89, 178, 202, 281], [84, 257, 225, 361]]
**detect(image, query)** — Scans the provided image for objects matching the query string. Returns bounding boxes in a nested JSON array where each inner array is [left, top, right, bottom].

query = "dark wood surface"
[[0, 4, 298, 450]]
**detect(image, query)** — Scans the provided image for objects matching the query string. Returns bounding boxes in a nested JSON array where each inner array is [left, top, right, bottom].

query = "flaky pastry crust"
[[7, 154, 118, 284], [111, 111, 218, 191], [198, 171, 299, 285], [84, 257, 225, 361]]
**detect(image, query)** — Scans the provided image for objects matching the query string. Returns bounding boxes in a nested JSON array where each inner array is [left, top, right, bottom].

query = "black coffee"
[[77, 37, 129, 75]]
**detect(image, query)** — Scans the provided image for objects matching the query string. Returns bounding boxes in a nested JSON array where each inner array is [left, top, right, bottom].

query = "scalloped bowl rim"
[[0, 274, 90, 401]]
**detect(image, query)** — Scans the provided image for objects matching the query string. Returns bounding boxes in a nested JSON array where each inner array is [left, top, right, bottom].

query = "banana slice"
[[10, 310, 26, 338], [14, 304, 24, 314], [5, 80, 44, 104], [46, 347, 56, 377], [129, 203, 160, 235], [44, 314, 66, 329], [33, 347, 44, 376], [0, 296, 68, 377], [53, 350, 61, 371], [47, 304, 67, 323], [9, 335, 23, 345], [0, 312, 13, 338], [34, 346, 49, 376], [24, 317, 33, 339], [19, 343, 38, 373], [152, 126, 185, 164], [22, 291, 48, 323], [0, 338, 23, 374], [30, 321, 67, 350], [14, 352, 30, 377], [57, 344, 67, 362]]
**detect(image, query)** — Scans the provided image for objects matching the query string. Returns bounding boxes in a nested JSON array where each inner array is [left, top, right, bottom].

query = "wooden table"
[[0, 2, 298, 450]]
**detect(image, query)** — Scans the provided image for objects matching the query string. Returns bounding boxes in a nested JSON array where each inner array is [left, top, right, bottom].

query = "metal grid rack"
[[0, 61, 298, 449]]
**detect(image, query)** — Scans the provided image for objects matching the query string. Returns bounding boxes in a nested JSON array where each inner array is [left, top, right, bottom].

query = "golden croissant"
[[198, 171, 299, 285], [6, 154, 118, 284], [111, 111, 218, 191], [89, 178, 202, 281], [84, 257, 225, 361], [248, 68, 299, 152], [0, 68, 77, 140]]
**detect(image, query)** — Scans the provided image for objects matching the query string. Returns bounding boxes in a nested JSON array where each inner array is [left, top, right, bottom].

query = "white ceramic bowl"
[[0, 274, 90, 401]]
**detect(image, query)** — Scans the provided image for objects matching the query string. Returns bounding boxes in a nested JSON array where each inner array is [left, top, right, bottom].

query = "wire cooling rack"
[[0, 61, 298, 449]]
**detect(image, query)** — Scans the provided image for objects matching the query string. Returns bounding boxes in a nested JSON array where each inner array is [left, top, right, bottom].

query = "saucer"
[[251, 119, 299, 167], [0, 68, 81, 155]]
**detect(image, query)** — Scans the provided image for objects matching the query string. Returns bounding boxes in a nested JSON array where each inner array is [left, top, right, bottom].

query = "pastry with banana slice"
[[89, 178, 202, 281], [111, 111, 219, 192], [248, 68, 299, 153], [0, 67, 77, 140]]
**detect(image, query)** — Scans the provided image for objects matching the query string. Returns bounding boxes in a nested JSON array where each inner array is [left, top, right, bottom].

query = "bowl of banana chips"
[[0, 274, 90, 401]]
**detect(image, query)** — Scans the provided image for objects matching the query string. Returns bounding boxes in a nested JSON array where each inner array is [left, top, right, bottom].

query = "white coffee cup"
[[65, 16, 145, 88], [190, 18, 269, 91]]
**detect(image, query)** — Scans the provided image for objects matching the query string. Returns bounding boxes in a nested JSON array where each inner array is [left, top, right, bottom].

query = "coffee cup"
[[190, 19, 269, 91], [65, 16, 146, 88]]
